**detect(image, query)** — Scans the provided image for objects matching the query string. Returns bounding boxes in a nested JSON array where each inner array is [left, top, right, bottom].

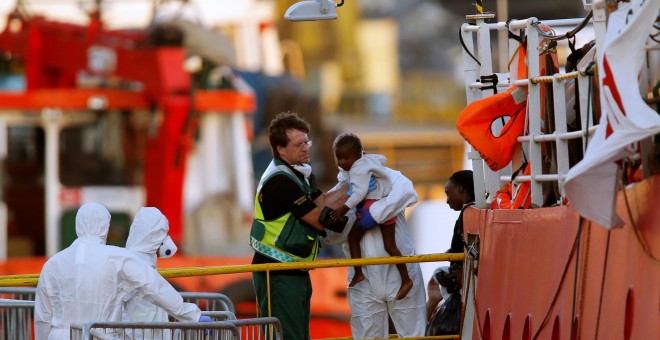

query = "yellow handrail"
[[0, 253, 464, 286]]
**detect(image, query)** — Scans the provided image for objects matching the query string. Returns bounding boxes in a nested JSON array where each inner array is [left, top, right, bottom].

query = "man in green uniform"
[[249, 111, 347, 340]]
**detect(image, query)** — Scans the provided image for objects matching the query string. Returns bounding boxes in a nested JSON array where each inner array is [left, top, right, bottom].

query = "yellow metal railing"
[[0, 253, 463, 286], [0, 253, 464, 339]]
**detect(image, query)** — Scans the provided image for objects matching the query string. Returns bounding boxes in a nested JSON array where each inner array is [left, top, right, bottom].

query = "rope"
[[507, 45, 522, 70], [530, 71, 580, 84], [460, 259, 472, 336], [529, 13, 593, 41], [621, 174, 660, 265], [569, 218, 583, 339], [577, 221, 591, 338], [594, 228, 610, 340], [529, 62, 596, 85], [459, 27, 481, 66], [469, 258, 485, 340], [583, 65, 594, 153]]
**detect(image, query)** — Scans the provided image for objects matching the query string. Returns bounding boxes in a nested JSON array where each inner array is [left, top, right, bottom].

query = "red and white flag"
[[564, 0, 660, 229]]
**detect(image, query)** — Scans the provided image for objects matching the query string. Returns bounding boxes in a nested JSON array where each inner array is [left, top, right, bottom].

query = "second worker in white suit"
[[122, 207, 186, 339]]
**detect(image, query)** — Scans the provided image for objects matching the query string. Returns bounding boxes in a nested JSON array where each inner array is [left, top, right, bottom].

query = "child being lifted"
[[329, 132, 413, 300]]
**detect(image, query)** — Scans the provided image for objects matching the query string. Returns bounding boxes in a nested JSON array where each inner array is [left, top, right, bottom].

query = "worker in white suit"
[[324, 168, 427, 338], [34, 203, 205, 340], [121, 207, 182, 339]]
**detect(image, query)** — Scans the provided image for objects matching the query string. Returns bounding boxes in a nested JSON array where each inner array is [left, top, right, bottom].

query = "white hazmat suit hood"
[[75, 202, 110, 244], [35, 203, 201, 340], [125, 207, 175, 267], [122, 207, 179, 339]]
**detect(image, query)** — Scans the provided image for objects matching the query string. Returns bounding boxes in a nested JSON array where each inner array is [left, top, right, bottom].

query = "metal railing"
[[69, 317, 283, 340], [0, 254, 464, 339], [202, 311, 237, 321], [70, 320, 240, 340], [0, 295, 282, 340], [228, 317, 283, 340], [0, 299, 34, 340], [0, 287, 236, 314], [460, 14, 606, 208], [0, 287, 36, 300], [0, 253, 463, 288], [181, 292, 235, 313]]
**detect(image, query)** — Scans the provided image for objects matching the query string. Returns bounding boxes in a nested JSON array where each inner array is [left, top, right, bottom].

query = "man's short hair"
[[449, 170, 475, 202], [268, 112, 310, 157]]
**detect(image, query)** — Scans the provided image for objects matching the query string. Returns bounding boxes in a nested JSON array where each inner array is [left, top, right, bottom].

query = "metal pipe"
[[0, 252, 465, 286], [41, 109, 62, 257], [231, 112, 253, 213], [517, 126, 599, 143], [464, 17, 589, 32]]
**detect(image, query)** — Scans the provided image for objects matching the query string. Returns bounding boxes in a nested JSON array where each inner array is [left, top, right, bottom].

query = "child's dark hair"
[[333, 133, 362, 155], [449, 170, 475, 202]]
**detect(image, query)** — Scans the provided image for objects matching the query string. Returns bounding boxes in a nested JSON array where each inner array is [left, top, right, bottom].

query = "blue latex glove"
[[198, 316, 213, 336], [356, 208, 377, 229]]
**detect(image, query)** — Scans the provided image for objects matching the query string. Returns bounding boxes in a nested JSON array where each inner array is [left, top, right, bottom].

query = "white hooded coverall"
[[121, 207, 179, 340], [343, 153, 392, 210], [325, 168, 427, 338], [34, 203, 200, 340]]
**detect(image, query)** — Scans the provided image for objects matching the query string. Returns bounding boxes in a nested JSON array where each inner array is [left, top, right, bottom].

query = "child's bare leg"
[[381, 223, 413, 300], [348, 220, 367, 287]]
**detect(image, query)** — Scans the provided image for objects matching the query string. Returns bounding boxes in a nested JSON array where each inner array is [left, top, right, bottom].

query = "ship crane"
[[0, 0, 255, 257]]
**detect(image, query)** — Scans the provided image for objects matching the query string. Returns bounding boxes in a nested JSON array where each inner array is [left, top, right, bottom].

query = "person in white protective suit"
[[121, 207, 182, 339], [34, 203, 205, 340], [324, 168, 427, 338]]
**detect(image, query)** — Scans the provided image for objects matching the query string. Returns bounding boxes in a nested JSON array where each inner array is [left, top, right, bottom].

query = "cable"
[[593, 228, 610, 340], [569, 217, 583, 339], [621, 173, 660, 265], [531, 224, 580, 340], [577, 220, 591, 338], [582, 63, 595, 153], [530, 12, 593, 42], [459, 27, 481, 66]]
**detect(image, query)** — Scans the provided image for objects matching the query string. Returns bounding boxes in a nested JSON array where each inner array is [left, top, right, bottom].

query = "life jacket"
[[457, 24, 559, 172], [511, 164, 532, 209], [490, 184, 513, 209], [249, 159, 320, 263], [489, 162, 532, 209], [456, 45, 529, 171]]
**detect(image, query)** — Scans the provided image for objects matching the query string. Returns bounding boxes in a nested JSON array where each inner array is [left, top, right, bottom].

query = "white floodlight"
[[284, 0, 338, 22]]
